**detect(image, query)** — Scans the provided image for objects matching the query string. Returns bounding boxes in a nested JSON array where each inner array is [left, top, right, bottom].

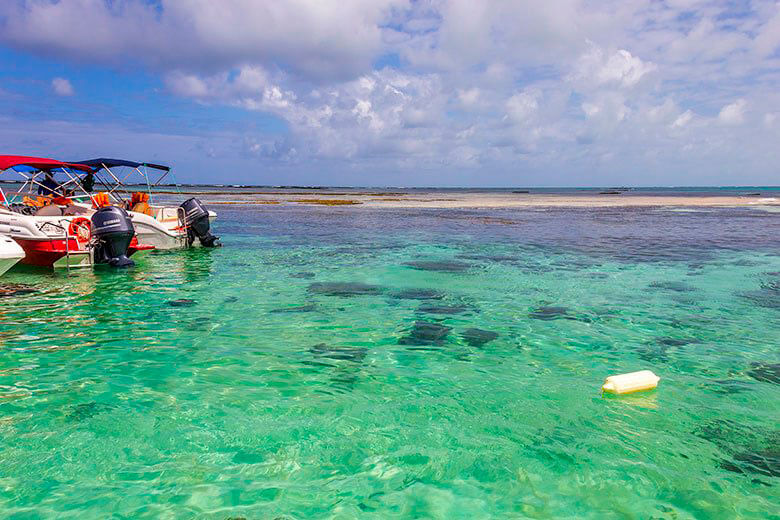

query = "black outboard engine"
[[180, 198, 220, 247], [91, 206, 135, 268]]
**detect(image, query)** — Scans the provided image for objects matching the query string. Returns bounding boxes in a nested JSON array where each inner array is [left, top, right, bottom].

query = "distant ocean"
[[2, 180, 779, 196], [125, 184, 780, 196]]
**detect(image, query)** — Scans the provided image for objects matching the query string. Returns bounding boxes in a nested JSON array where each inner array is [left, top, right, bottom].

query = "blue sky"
[[1, 0, 779, 186]]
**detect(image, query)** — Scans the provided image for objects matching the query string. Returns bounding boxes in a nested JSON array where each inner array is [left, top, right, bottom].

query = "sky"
[[1, 0, 779, 186]]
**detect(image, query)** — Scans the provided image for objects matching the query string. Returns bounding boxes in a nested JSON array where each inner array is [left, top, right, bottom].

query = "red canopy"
[[0, 155, 93, 172]]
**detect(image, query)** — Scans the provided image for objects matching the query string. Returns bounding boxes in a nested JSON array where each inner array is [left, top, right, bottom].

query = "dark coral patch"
[[417, 303, 472, 315], [747, 362, 780, 385], [391, 288, 445, 300], [657, 337, 694, 347], [167, 298, 196, 307], [308, 282, 383, 296], [528, 306, 571, 321], [66, 402, 115, 422], [638, 333, 694, 363], [461, 328, 499, 347], [398, 321, 452, 345], [694, 419, 746, 446], [722, 450, 780, 478], [456, 254, 518, 264], [637, 345, 669, 363], [309, 343, 367, 363], [704, 380, 754, 395], [649, 281, 697, 292], [270, 304, 317, 313], [290, 272, 316, 279], [739, 289, 780, 309], [404, 260, 472, 272]]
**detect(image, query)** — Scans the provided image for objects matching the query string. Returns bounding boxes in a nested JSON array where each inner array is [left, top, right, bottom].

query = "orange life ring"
[[68, 217, 92, 244]]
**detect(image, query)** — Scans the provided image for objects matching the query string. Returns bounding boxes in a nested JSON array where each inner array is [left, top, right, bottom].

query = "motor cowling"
[[91, 206, 135, 268], [180, 198, 220, 247]]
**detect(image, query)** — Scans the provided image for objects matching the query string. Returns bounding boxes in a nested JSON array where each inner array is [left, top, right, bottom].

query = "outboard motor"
[[91, 206, 135, 268], [180, 198, 220, 247]]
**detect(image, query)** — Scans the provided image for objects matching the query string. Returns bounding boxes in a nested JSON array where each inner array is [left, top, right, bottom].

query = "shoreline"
[[199, 193, 780, 209]]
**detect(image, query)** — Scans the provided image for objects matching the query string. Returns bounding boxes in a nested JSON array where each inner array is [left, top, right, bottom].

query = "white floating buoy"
[[602, 370, 660, 395]]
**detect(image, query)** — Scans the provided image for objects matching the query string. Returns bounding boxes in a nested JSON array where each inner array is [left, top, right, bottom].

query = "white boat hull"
[[0, 234, 25, 276], [130, 213, 187, 250], [127, 209, 217, 251]]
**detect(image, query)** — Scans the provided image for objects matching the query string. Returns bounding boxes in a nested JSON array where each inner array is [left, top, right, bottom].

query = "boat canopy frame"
[[0, 155, 96, 207], [73, 158, 178, 205]]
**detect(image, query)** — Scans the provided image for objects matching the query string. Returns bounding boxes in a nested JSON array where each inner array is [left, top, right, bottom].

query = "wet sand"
[[203, 191, 780, 209]]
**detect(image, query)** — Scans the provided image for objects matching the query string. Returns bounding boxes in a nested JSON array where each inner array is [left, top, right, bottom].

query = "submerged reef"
[[390, 288, 446, 300], [65, 402, 116, 422], [308, 282, 384, 296], [270, 304, 317, 313], [417, 303, 473, 315], [747, 362, 780, 385], [695, 420, 780, 480], [290, 272, 316, 279], [528, 306, 572, 321], [637, 337, 694, 363], [309, 343, 367, 364], [403, 260, 472, 272], [637, 345, 670, 363], [739, 280, 780, 309], [657, 337, 694, 347], [649, 281, 697, 292], [398, 321, 452, 345], [167, 299, 196, 307], [461, 328, 499, 347], [701, 379, 755, 395], [722, 449, 780, 478]]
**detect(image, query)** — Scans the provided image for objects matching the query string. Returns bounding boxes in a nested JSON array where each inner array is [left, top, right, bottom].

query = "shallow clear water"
[[1, 205, 779, 519]]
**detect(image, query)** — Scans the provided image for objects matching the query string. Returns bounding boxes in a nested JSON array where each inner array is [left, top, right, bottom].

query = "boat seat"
[[131, 202, 155, 217], [63, 205, 90, 216], [35, 205, 64, 216]]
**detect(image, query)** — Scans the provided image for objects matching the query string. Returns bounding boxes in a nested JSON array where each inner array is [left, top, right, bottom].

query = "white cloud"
[[671, 109, 693, 128], [573, 45, 656, 89], [582, 102, 600, 118], [718, 99, 747, 125], [51, 77, 74, 96], [1, 0, 780, 183], [0, 0, 406, 81], [506, 90, 539, 123], [580, 94, 630, 123], [164, 66, 281, 107], [754, 5, 780, 57], [165, 73, 210, 98], [458, 88, 481, 107]]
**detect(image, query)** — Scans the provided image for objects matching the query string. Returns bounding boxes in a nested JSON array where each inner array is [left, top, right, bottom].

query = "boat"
[[71, 158, 220, 250], [0, 234, 24, 276], [0, 155, 153, 268]]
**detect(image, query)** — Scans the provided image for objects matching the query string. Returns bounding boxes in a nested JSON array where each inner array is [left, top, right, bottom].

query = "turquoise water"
[[1, 204, 779, 518]]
